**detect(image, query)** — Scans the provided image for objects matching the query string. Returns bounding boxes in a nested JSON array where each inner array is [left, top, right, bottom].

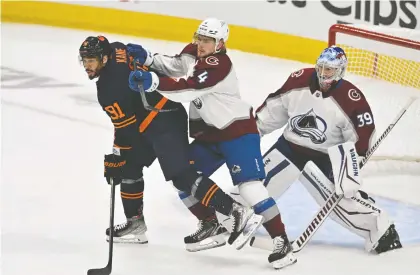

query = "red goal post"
[[328, 24, 420, 89], [328, 24, 420, 163]]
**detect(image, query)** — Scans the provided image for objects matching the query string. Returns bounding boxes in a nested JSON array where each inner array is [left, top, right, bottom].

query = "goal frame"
[[328, 24, 420, 163], [329, 24, 420, 78], [328, 24, 420, 51]]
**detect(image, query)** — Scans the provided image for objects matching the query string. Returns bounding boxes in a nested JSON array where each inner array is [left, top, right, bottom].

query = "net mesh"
[[330, 24, 420, 165], [339, 45, 420, 89]]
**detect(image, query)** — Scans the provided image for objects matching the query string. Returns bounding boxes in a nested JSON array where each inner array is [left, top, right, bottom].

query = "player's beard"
[[86, 66, 102, 80], [87, 70, 97, 80], [86, 60, 106, 80], [89, 76, 95, 80]]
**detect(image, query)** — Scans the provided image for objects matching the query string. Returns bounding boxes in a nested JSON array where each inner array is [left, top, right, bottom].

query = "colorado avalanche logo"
[[205, 56, 219, 66], [291, 69, 304, 78], [289, 109, 327, 144], [348, 89, 361, 101]]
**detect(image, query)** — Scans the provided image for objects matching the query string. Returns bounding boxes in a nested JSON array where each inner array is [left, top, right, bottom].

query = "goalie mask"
[[315, 46, 348, 91]]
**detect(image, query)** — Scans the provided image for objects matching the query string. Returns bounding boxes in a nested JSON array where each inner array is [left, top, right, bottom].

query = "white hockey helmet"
[[195, 18, 229, 44]]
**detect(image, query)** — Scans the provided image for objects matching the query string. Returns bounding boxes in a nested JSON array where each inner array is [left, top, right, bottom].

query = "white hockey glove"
[[328, 142, 362, 198]]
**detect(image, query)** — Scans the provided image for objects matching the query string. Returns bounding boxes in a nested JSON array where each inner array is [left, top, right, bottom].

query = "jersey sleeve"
[[150, 43, 196, 77], [342, 100, 376, 157], [255, 68, 313, 136], [337, 85, 376, 157], [255, 89, 289, 136], [157, 54, 232, 100]]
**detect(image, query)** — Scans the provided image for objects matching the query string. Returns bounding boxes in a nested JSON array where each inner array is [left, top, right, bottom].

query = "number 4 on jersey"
[[197, 71, 208, 83]]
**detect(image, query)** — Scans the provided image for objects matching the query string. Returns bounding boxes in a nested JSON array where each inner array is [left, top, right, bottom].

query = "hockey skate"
[[227, 202, 264, 250], [106, 215, 148, 244], [268, 234, 297, 270], [184, 216, 228, 252], [373, 224, 402, 254]]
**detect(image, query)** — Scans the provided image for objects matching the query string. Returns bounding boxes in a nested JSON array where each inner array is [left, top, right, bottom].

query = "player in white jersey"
[[126, 18, 296, 269], [256, 46, 402, 254]]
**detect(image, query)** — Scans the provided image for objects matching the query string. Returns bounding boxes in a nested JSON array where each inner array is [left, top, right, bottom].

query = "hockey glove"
[[128, 70, 159, 93], [104, 154, 127, 185], [126, 43, 154, 67]]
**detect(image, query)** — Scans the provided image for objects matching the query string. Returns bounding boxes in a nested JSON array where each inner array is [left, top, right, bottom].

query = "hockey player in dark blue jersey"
[[79, 35, 263, 249]]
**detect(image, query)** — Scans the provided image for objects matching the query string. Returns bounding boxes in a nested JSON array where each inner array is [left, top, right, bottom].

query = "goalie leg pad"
[[328, 142, 362, 198], [299, 161, 393, 252]]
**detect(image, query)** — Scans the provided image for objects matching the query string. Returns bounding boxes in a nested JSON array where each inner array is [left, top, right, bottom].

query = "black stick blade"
[[87, 265, 111, 275]]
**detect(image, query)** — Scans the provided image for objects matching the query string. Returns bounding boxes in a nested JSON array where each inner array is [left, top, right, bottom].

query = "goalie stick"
[[87, 178, 117, 275], [250, 96, 417, 253]]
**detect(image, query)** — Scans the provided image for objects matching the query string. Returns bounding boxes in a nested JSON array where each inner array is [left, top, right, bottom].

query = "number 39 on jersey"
[[357, 112, 373, 127]]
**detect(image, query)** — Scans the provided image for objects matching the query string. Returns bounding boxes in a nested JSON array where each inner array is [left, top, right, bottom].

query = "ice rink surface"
[[1, 23, 419, 275]]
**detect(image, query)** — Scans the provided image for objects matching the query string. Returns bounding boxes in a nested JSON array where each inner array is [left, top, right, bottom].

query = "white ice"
[[1, 24, 419, 275]]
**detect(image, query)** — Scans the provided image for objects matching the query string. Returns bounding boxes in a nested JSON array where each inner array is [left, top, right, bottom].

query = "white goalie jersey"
[[256, 68, 376, 157]]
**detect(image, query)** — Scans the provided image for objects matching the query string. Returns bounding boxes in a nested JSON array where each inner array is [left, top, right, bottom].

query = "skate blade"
[[234, 214, 264, 250], [272, 252, 297, 270], [106, 234, 148, 244], [186, 234, 227, 252]]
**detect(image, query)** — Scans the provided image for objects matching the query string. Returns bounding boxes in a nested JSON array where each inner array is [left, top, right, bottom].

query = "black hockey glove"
[[104, 154, 127, 185]]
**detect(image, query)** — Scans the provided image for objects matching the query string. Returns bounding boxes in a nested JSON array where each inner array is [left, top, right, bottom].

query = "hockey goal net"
[[328, 24, 420, 164]]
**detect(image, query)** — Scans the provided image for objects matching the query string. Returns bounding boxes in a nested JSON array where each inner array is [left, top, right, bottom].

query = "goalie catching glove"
[[328, 142, 362, 198]]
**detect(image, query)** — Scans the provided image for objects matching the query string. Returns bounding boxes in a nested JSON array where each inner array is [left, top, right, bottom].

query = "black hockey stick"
[[87, 178, 117, 275], [132, 60, 177, 113], [250, 96, 417, 253]]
